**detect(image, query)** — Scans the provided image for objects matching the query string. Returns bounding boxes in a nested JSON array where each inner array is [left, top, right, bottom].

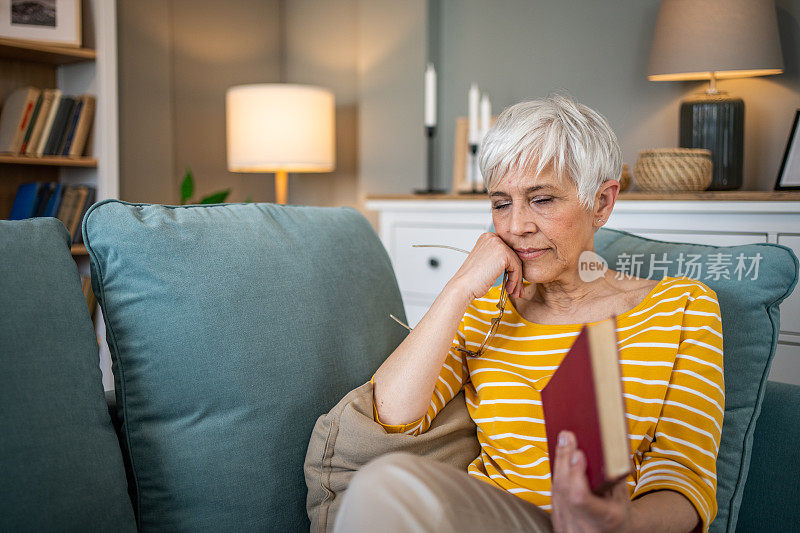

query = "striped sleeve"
[[373, 317, 470, 435], [633, 283, 725, 532]]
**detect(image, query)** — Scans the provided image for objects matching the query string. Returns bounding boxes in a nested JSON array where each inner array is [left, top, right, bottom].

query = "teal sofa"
[[1, 201, 798, 532]]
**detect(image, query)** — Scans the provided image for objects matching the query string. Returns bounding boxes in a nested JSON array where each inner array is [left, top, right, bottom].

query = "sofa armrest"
[[735, 380, 800, 531]]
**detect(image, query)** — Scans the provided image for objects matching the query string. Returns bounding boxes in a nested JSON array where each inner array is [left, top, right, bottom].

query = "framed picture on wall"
[[776, 109, 800, 190], [0, 0, 81, 48]]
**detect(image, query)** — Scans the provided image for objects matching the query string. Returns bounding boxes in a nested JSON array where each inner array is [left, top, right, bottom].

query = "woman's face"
[[489, 167, 599, 284]]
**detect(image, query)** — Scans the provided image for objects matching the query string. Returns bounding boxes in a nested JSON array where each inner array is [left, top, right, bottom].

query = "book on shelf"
[[24, 89, 60, 156], [8, 182, 42, 219], [19, 91, 43, 154], [33, 90, 62, 157], [67, 95, 95, 157], [0, 87, 94, 158], [541, 317, 632, 494], [8, 181, 96, 244], [0, 86, 40, 154], [57, 96, 83, 156], [80, 275, 97, 319], [42, 96, 76, 156]]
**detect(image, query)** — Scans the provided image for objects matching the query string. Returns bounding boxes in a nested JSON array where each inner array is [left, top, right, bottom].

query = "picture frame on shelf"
[[776, 109, 800, 191], [451, 116, 496, 194], [0, 0, 81, 47]]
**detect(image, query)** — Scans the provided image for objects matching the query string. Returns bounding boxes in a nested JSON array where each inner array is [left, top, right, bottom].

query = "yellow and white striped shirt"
[[375, 276, 724, 531]]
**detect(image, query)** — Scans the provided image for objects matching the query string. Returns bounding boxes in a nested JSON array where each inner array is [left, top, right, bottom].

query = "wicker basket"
[[633, 148, 712, 192]]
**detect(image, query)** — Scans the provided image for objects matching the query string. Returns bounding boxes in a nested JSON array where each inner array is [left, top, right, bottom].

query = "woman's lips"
[[515, 248, 549, 260]]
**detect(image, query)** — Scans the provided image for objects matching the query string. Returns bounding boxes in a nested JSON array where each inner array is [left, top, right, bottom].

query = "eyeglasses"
[[389, 244, 509, 358]]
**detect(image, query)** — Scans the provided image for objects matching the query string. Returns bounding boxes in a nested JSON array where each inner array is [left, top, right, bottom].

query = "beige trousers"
[[333, 452, 554, 533]]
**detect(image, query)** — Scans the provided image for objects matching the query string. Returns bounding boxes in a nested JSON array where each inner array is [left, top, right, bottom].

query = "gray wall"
[[118, 0, 282, 204], [432, 0, 800, 192], [285, 0, 359, 207], [357, 0, 427, 196], [118, 0, 800, 205]]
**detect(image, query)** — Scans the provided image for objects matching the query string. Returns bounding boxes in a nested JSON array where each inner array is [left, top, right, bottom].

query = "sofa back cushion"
[[735, 381, 800, 531], [0, 218, 136, 531], [83, 201, 408, 531], [594, 227, 798, 533]]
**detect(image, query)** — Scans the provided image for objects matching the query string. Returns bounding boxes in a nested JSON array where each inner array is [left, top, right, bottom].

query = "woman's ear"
[[594, 179, 620, 223]]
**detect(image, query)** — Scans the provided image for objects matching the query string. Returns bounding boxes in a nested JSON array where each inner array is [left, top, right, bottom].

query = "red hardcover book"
[[541, 318, 631, 493]]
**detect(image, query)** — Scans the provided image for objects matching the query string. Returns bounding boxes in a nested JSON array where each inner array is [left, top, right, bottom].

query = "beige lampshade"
[[226, 84, 335, 172], [648, 0, 784, 81]]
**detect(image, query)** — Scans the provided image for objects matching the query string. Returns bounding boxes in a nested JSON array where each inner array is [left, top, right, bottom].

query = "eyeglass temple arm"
[[412, 244, 470, 255], [389, 245, 468, 332], [387, 246, 465, 334], [389, 313, 413, 331]]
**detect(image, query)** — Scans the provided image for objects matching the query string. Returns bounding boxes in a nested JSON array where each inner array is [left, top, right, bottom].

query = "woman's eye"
[[492, 203, 510, 210], [532, 197, 552, 204]]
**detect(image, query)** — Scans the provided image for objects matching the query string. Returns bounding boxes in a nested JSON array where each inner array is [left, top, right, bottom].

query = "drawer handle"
[[428, 257, 440, 269]]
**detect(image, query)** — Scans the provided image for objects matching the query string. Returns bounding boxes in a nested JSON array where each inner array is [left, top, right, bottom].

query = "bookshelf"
[[0, 1, 118, 391], [0, 0, 118, 221], [0, 154, 97, 167], [0, 38, 96, 64]]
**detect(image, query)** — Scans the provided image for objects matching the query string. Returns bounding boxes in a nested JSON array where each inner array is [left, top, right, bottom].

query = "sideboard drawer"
[[392, 224, 486, 297]]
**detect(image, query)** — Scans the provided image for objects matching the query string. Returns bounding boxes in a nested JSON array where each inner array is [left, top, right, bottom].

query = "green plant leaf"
[[200, 189, 231, 204], [244, 195, 253, 203], [180, 167, 194, 205]]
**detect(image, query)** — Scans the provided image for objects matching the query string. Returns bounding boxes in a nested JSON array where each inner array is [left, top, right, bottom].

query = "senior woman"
[[334, 94, 724, 533]]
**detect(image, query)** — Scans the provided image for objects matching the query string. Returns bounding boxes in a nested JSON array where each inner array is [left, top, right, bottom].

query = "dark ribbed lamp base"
[[679, 94, 744, 190]]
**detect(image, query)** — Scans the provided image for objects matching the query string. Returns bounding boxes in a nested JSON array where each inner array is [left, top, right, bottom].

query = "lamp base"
[[679, 94, 744, 190], [275, 170, 288, 204]]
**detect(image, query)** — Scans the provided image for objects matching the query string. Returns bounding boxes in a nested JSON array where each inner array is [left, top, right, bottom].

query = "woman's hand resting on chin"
[[448, 232, 525, 301]]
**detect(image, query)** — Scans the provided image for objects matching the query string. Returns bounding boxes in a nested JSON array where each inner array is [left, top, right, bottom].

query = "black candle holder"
[[414, 126, 446, 194], [459, 143, 487, 194]]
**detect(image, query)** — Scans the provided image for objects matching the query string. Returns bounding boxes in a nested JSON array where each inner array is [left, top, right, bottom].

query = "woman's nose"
[[509, 205, 535, 235]]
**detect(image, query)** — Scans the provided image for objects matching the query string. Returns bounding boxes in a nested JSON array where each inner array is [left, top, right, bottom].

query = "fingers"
[[503, 247, 525, 298], [553, 431, 631, 531], [555, 431, 590, 505]]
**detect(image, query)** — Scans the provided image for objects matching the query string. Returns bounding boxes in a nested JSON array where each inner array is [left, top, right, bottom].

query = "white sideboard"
[[365, 195, 800, 386]]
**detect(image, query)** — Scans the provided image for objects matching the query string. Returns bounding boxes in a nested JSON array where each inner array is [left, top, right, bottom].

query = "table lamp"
[[226, 84, 335, 204], [647, 0, 783, 189]]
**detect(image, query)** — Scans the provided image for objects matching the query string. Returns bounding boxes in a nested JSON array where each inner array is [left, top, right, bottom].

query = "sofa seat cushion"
[[0, 217, 136, 531], [83, 201, 408, 531], [594, 227, 798, 533]]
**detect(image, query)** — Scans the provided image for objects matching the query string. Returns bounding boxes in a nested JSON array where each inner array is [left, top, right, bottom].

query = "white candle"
[[424, 63, 437, 127], [468, 83, 479, 145], [480, 93, 491, 142]]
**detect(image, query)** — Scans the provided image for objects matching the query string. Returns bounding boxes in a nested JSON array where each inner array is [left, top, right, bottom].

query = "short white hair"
[[478, 93, 622, 210]]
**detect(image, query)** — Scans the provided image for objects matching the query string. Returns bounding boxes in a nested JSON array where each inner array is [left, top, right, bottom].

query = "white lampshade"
[[226, 84, 335, 172], [647, 0, 783, 81]]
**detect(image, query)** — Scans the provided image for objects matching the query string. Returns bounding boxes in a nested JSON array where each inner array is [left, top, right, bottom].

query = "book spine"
[[56, 185, 77, 228], [19, 94, 43, 154], [11, 97, 36, 153], [73, 187, 96, 244], [60, 97, 84, 156], [66, 186, 88, 242], [25, 90, 56, 156], [68, 95, 96, 157], [8, 182, 41, 220], [33, 182, 55, 217], [34, 91, 62, 157], [43, 182, 63, 217], [44, 97, 74, 156]]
